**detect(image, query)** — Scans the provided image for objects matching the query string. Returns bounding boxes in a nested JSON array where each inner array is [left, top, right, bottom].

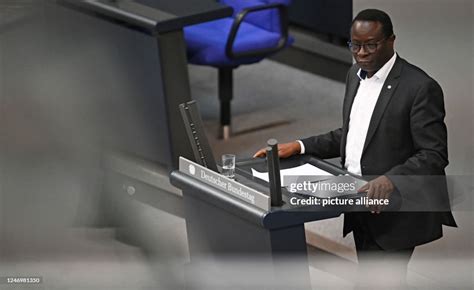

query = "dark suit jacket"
[[301, 56, 456, 250]]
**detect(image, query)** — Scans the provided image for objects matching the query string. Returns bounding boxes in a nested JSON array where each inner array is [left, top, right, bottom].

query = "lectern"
[[171, 153, 353, 288]]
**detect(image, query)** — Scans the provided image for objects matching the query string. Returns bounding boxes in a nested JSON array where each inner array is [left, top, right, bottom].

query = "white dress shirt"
[[298, 53, 397, 176], [345, 53, 397, 175]]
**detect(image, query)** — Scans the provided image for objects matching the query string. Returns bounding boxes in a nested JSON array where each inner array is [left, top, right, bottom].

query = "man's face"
[[350, 20, 395, 75]]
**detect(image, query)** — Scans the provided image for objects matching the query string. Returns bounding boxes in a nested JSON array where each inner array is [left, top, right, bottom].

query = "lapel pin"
[[387, 85, 392, 89]]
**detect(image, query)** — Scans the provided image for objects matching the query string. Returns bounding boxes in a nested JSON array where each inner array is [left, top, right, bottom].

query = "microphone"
[[266, 138, 282, 206]]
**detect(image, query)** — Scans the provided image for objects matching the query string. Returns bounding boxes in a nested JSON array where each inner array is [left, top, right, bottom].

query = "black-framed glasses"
[[347, 38, 387, 53]]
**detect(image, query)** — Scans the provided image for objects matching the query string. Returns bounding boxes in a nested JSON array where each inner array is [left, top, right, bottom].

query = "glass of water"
[[221, 154, 236, 179]]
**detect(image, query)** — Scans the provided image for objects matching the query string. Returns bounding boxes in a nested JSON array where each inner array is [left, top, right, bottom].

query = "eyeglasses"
[[347, 38, 387, 53]]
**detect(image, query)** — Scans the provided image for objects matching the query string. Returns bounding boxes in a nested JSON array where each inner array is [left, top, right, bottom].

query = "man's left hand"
[[358, 175, 394, 214]]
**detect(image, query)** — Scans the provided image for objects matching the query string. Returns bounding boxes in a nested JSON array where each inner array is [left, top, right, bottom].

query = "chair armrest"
[[225, 3, 289, 60]]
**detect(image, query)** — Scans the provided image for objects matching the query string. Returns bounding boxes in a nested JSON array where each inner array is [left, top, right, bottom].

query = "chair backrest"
[[220, 0, 291, 33]]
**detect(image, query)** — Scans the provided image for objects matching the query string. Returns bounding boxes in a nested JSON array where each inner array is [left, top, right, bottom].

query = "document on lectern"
[[252, 163, 367, 198], [251, 163, 334, 186]]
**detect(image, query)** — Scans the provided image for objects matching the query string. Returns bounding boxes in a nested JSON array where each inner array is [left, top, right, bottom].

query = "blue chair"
[[184, 0, 293, 139]]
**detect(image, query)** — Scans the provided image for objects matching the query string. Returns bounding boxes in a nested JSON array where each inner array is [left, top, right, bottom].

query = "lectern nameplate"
[[179, 157, 270, 210]]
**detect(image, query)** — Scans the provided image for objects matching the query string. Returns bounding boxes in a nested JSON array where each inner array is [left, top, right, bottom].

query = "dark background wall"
[[289, 0, 352, 40]]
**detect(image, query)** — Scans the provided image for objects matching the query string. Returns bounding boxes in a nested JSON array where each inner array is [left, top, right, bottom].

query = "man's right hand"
[[252, 141, 301, 159]]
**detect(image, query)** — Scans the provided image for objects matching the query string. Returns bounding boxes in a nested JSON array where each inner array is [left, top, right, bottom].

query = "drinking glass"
[[221, 154, 235, 179]]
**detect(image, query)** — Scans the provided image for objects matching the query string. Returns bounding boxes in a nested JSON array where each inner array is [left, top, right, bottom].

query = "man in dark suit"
[[254, 8, 456, 283]]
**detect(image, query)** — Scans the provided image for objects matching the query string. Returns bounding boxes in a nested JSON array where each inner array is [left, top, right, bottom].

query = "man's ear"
[[387, 34, 396, 49]]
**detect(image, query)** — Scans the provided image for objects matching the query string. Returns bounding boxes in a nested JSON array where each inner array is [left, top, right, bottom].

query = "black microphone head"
[[267, 138, 278, 146]]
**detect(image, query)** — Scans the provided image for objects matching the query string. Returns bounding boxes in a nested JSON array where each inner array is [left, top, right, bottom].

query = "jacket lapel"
[[361, 57, 404, 155], [341, 72, 360, 163]]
